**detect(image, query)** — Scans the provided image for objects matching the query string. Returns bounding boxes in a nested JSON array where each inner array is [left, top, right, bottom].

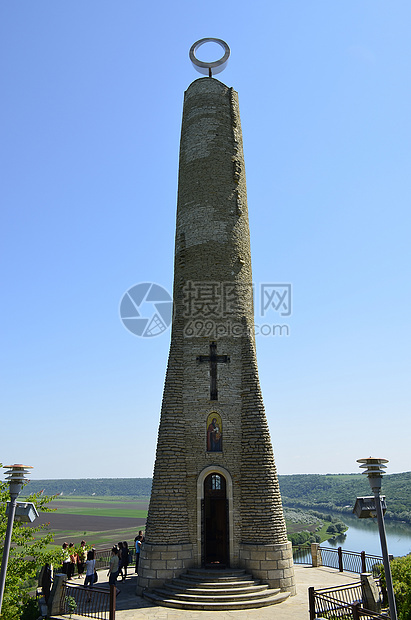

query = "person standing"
[[41, 563, 52, 603], [122, 541, 129, 580], [107, 546, 119, 585], [84, 549, 96, 601], [77, 540, 87, 579], [61, 543, 70, 575], [134, 535, 142, 574], [117, 542, 124, 580], [68, 543, 77, 580]]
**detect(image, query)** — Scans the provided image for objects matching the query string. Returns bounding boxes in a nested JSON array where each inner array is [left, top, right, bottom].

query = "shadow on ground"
[[111, 571, 153, 611]]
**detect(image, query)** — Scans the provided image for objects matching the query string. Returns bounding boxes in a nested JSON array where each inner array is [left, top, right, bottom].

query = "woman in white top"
[[84, 549, 96, 589]]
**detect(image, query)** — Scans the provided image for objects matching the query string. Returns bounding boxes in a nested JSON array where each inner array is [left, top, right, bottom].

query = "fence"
[[94, 547, 135, 571], [293, 545, 383, 577], [308, 583, 389, 620], [61, 582, 116, 619]]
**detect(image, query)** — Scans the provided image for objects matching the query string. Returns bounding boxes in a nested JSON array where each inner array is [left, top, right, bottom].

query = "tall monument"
[[137, 39, 295, 598]]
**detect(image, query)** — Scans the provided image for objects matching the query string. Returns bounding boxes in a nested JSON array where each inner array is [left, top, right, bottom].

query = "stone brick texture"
[[137, 77, 295, 596]]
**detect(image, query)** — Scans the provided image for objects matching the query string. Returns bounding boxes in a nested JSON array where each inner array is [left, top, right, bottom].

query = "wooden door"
[[203, 473, 228, 567]]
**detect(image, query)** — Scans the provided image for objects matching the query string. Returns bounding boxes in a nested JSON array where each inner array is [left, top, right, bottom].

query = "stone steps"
[[183, 568, 254, 581], [143, 568, 291, 611], [169, 579, 268, 594]]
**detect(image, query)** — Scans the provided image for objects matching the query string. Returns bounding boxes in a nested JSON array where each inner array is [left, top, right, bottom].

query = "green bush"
[[65, 595, 77, 619], [289, 530, 310, 545], [20, 597, 39, 620], [380, 553, 411, 620]]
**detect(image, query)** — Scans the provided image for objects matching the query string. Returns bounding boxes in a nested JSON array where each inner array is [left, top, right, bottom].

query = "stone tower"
[[137, 58, 295, 597]]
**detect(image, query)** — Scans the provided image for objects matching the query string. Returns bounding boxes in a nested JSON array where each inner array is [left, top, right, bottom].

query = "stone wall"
[[136, 543, 194, 596], [239, 542, 296, 595]]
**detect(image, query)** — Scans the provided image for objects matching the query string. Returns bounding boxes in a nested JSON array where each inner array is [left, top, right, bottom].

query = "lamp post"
[[357, 457, 397, 620], [0, 464, 32, 614]]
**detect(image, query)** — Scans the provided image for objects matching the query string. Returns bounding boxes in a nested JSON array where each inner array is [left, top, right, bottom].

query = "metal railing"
[[321, 548, 382, 578], [292, 544, 312, 564], [309, 583, 389, 619], [61, 582, 116, 619], [94, 548, 113, 570], [292, 546, 383, 578], [94, 547, 135, 571]]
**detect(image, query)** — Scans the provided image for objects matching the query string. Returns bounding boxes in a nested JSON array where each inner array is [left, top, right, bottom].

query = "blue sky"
[[1, 1, 410, 480]]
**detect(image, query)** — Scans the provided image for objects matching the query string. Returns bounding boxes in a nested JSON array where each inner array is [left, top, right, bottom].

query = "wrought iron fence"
[[309, 584, 389, 620], [361, 554, 384, 577], [94, 548, 113, 570], [61, 582, 116, 619], [292, 544, 312, 564], [320, 548, 382, 578], [292, 546, 383, 578], [94, 547, 135, 570]]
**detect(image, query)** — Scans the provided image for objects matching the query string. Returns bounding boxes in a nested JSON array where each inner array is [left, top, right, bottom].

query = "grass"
[[32, 495, 149, 549], [48, 496, 150, 503], [48, 526, 140, 549], [22, 494, 151, 507], [51, 507, 147, 518], [286, 521, 320, 534], [317, 522, 337, 542]]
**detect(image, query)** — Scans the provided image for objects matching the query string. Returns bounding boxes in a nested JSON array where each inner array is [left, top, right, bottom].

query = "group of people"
[[107, 540, 130, 585], [108, 531, 145, 584], [60, 540, 97, 599], [59, 531, 145, 594], [61, 540, 88, 580]]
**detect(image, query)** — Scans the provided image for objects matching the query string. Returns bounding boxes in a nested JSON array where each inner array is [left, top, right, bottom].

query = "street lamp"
[[0, 464, 33, 614], [356, 457, 397, 620]]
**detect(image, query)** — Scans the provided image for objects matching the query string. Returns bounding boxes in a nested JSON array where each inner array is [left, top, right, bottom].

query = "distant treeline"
[[278, 472, 411, 524], [23, 472, 411, 524], [23, 478, 152, 498]]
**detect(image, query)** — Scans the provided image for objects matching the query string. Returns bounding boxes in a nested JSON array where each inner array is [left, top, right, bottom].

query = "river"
[[323, 511, 411, 558]]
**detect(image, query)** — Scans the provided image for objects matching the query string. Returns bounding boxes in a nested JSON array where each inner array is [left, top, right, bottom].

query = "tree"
[[0, 470, 59, 620], [380, 554, 411, 620]]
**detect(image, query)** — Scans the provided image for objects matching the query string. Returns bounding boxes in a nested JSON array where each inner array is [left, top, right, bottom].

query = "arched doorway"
[[203, 473, 228, 567]]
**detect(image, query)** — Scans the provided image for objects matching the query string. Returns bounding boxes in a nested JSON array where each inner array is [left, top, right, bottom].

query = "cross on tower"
[[197, 341, 230, 400]]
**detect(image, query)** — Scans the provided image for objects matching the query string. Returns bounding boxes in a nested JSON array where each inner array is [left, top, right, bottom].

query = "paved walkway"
[[53, 564, 359, 620]]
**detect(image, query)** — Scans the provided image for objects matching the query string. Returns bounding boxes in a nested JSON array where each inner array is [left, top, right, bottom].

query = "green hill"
[[278, 472, 411, 523], [23, 472, 411, 523]]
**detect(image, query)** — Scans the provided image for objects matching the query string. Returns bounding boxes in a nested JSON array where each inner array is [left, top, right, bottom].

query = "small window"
[[211, 474, 221, 490], [204, 472, 226, 496]]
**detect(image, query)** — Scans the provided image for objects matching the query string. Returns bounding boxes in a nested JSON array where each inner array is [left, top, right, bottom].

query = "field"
[[34, 497, 149, 549], [32, 496, 340, 550]]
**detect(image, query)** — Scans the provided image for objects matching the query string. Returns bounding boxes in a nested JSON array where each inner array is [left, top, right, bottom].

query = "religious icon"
[[206, 413, 222, 452]]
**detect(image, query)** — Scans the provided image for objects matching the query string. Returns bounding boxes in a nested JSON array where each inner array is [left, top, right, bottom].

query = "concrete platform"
[[52, 564, 359, 619]]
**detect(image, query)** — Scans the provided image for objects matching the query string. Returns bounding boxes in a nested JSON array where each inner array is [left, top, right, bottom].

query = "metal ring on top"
[[189, 38, 230, 76]]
